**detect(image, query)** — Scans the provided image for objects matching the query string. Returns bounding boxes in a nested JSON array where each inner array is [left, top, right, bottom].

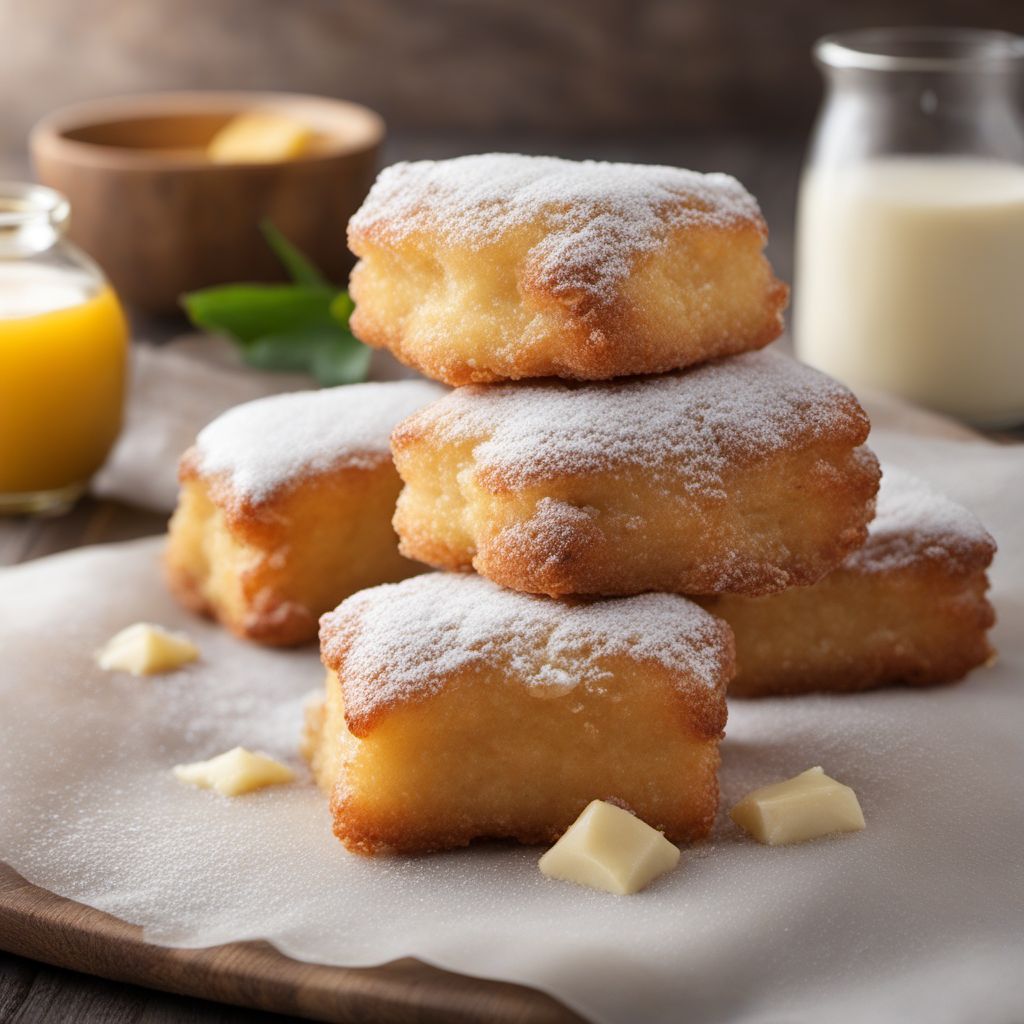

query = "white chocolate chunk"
[[173, 747, 295, 797], [539, 800, 680, 895], [96, 623, 199, 676], [730, 767, 866, 846]]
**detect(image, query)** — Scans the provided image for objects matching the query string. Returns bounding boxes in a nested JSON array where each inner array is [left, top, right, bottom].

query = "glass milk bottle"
[[794, 28, 1024, 427]]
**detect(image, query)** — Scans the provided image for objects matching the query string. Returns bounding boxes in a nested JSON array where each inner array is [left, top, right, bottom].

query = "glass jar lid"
[[816, 27, 1024, 75]]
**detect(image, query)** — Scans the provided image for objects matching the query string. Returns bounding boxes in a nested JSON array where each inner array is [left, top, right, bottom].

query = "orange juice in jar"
[[0, 183, 128, 514]]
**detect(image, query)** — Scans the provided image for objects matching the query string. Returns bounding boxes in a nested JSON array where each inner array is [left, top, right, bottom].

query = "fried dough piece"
[[347, 154, 788, 385], [699, 469, 996, 697], [165, 380, 444, 646], [391, 350, 880, 598], [306, 573, 734, 855]]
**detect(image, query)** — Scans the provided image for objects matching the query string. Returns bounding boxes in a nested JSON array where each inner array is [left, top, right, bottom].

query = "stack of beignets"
[[303, 152, 993, 859], [163, 153, 996, 857]]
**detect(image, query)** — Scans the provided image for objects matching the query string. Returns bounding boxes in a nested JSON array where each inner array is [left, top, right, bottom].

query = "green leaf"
[[259, 220, 329, 287], [180, 224, 370, 386], [330, 290, 355, 327], [311, 334, 372, 386], [240, 322, 370, 385], [182, 285, 337, 346], [241, 324, 340, 373]]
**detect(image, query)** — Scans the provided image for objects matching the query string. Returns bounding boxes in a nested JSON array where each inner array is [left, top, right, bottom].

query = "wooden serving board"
[[0, 863, 586, 1023]]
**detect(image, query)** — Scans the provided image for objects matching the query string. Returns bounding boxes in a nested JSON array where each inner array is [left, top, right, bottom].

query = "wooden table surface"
[[0, 136, 805, 1022]]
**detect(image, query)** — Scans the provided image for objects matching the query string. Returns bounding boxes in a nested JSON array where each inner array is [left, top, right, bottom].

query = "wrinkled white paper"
[[3, 427, 1023, 1024]]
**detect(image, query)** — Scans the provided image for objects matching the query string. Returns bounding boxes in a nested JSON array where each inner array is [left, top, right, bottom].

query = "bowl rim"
[[29, 90, 385, 171]]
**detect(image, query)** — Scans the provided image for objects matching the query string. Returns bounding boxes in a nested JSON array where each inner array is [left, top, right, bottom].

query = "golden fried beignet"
[[306, 573, 734, 855], [391, 350, 880, 598], [165, 380, 443, 646], [699, 469, 996, 697], [347, 154, 787, 385]]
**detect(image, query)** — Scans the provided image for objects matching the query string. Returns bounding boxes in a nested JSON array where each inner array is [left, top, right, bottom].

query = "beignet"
[[306, 573, 734, 855], [700, 469, 996, 697], [391, 350, 880, 598], [165, 380, 443, 646], [348, 153, 787, 385]]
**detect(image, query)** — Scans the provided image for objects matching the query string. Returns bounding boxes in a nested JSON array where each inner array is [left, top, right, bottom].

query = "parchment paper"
[[3, 424, 1023, 1023]]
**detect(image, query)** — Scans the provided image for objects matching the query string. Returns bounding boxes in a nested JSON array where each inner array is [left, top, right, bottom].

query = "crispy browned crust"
[[163, 552, 320, 647], [348, 215, 789, 386], [349, 279, 788, 387], [164, 555, 212, 618], [702, 560, 996, 698], [310, 614, 733, 854], [392, 423, 881, 598], [165, 448, 424, 647], [324, 765, 721, 857]]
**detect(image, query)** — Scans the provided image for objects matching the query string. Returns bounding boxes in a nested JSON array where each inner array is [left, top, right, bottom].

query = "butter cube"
[[539, 800, 680, 895], [173, 747, 295, 797], [207, 112, 315, 163], [97, 623, 199, 676], [730, 767, 865, 845]]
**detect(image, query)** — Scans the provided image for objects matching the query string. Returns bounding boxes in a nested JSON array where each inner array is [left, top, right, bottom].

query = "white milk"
[[794, 156, 1024, 426]]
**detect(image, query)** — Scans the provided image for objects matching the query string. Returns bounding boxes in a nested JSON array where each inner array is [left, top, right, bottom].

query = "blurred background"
[[3, 0, 1022, 283]]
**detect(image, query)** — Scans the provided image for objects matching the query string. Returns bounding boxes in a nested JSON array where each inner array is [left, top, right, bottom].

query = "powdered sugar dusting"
[[850, 467, 995, 573], [400, 349, 866, 492], [321, 574, 730, 725], [350, 153, 762, 301], [195, 380, 444, 503]]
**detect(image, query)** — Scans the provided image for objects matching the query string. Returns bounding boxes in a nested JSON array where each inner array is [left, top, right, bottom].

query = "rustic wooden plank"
[[0, 951, 295, 1024], [6, 962, 148, 1024], [0, 519, 38, 567], [0, 864, 586, 1024], [1, 498, 165, 567], [0, 953, 35, 1021]]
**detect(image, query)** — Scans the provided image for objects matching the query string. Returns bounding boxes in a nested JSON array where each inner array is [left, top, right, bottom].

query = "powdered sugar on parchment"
[[349, 153, 763, 301], [3, 430, 1023, 1024], [850, 467, 996, 574], [320, 573, 731, 724], [398, 349, 867, 493], [194, 380, 444, 503]]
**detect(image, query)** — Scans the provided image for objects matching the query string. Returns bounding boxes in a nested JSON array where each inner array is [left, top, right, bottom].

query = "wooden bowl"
[[31, 92, 384, 313]]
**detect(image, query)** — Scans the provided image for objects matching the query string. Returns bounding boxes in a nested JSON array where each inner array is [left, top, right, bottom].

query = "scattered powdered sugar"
[[321, 574, 730, 724], [349, 153, 763, 301], [403, 349, 865, 492], [850, 466, 996, 573], [194, 380, 444, 503]]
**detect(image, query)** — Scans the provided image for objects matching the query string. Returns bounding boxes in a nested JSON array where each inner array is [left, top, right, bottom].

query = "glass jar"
[[793, 28, 1024, 427], [0, 182, 128, 514]]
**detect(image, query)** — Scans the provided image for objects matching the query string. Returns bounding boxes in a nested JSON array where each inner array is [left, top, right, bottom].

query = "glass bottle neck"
[[0, 183, 69, 258], [810, 30, 1024, 166], [823, 69, 1022, 156]]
